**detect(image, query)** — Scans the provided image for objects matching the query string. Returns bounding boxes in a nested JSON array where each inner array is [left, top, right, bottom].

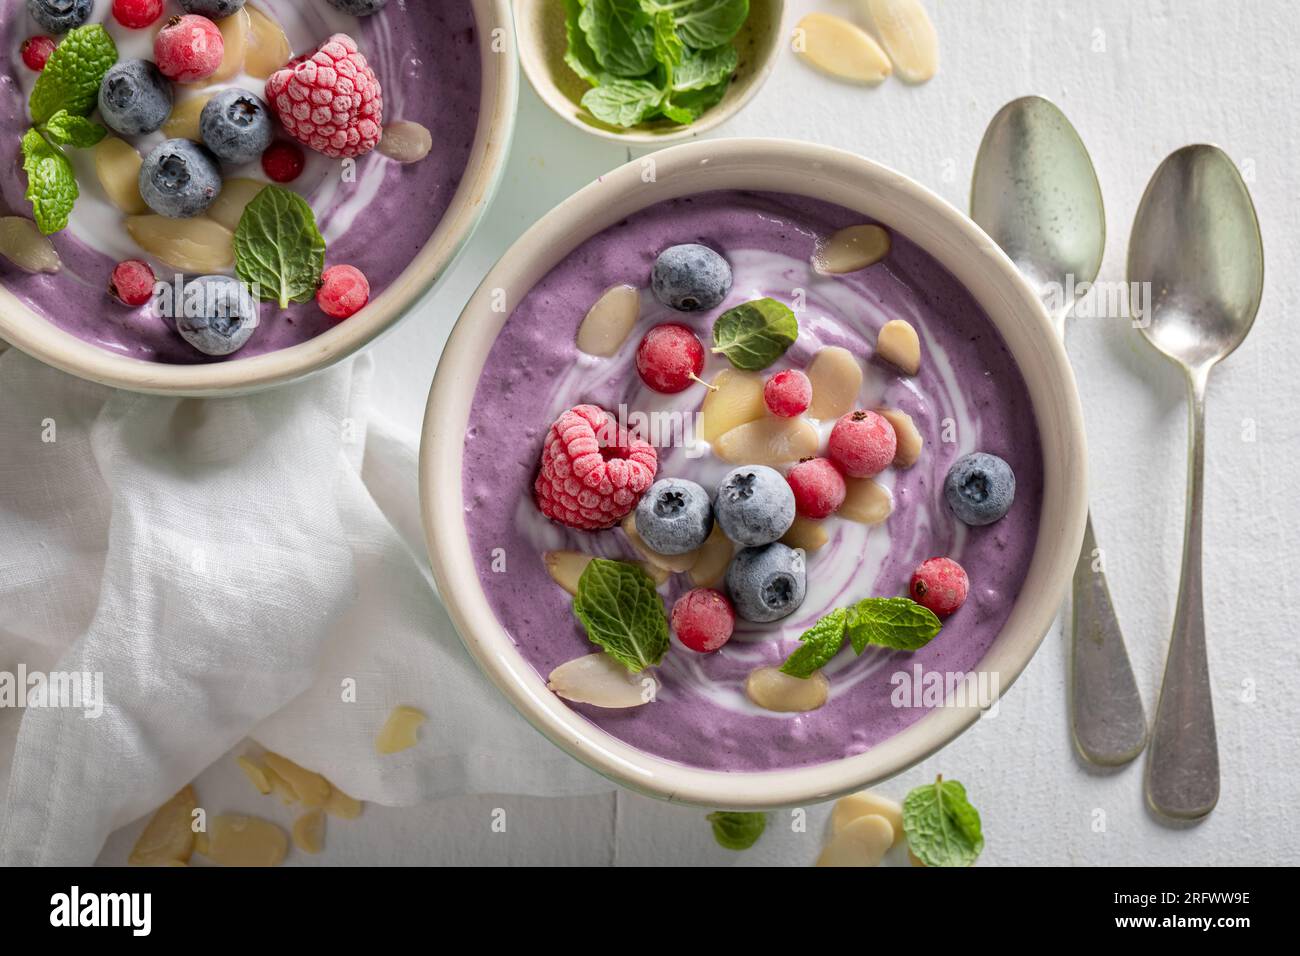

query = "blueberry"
[[139, 140, 222, 219], [171, 276, 260, 356], [635, 478, 712, 555], [726, 543, 807, 623], [944, 452, 1016, 526], [326, 0, 389, 13], [26, 0, 91, 33], [652, 243, 732, 312], [98, 60, 173, 137], [714, 465, 795, 547], [200, 90, 274, 165], [178, 0, 247, 15]]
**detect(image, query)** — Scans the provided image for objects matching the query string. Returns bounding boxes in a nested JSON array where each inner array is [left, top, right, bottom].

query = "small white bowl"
[[420, 139, 1088, 809], [0, 0, 518, 397], [515, 0, 785, 145]]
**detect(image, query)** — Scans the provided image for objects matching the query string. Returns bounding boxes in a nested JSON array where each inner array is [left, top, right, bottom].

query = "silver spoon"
[[972, 95, 1147, 767], [1127, 145, 1263, 820]]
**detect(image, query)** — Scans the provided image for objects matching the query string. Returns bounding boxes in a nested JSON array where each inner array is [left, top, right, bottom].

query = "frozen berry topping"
[[261, 141, 306, 183], [635, 323, 706, 394], [154, 14, 225, 84], [317, 265, 370, 319], [112, 0, 164, 29], [109, 259, 156, 307], [910, 557, 969, 617], [266, 33, 384, 159], [786, 457, 846, 519], [828, 409, 897, 478], [671, 588, 735, 653], [20, 36, 56, 72], [763, 369, 812, 417]]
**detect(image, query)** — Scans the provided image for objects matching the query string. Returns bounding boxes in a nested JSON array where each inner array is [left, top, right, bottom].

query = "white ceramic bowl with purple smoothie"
[[0, 0, 516, 395], [420, 139, 1088, 808]]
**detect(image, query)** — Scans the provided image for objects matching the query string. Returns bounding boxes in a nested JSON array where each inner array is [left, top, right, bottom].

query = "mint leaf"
[[707, 811, 766, 850], [22, 129, 78, 236], [580, 0, 658, 78], [902, 775, 984, 867], [42, 110, 107, 149], [573, 559, 669, 672], [661, 77, 728, 123], [652, 10, 685, 68], [644, 0, 749, 48], [672, 44, 738, 90], [780, 608, 847, 679], [234, 185, 327, 310], [847, 597, 942, 653], [581, 78, 664, 128], [711, 298, 799, 370], [563, 0, 602, 85], [30, 25, 119, 125]]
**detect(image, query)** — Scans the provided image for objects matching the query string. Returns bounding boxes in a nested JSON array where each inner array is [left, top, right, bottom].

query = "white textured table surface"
[[99, 0, 1300, 866]]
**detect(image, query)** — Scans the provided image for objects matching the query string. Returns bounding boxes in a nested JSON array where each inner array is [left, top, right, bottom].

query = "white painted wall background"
[[98, 0, 1300, 866]]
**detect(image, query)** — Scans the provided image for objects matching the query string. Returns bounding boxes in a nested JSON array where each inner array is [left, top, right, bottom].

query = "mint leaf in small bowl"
[[903, 775, 984, 867], [847, 597, 942, 653], [707, 810, 766, 850], [234, 185, 327, 310], [573, 558, 669, 673], [711, 297, 799, 371]]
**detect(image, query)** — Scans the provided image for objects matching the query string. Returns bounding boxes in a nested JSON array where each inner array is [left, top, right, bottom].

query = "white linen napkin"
[[0, 347, 608, 867]]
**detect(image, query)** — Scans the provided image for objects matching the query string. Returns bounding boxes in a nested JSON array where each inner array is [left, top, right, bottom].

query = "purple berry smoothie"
[[0, 0, 481, 363], [463, 191, 1044, 773]]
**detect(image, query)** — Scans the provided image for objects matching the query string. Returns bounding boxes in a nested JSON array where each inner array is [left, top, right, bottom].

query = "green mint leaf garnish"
[[847, 597, 942, 653], [707, 810, 766, 850], [711, 298, 799, 371], [573, 558, 670, 673], [562, 0, 603, 85], [902, 775, 984, 867], [780, 607, 847, 679], [234, 185, 327, 310], [22, 128, 78, 236], [672, 43, 738, 91], [41, 110, 107, 149], [648, 0, 750, 49], [581, 77, 665, 128], [30, 25, 119, 125], [580, 0, 658, 78]]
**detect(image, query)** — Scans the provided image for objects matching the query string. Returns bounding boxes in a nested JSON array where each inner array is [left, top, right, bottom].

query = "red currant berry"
[[21, 36, 56, 73], [671, 588, 735, 653], [261, 141, 306, 183], [787, 457, 846, 519], [828, 409, 897, 478], [635, 323, 707, 394], [112, 0, 165, 29], [764, 369, 812, 417], [109, 260, 157, 308], [317, 265, 370, 320], [910, 557, 969, 617]]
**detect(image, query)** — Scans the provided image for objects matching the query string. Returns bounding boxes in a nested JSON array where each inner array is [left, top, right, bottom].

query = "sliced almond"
[[807, 346, 863, 420], [782, 516, 829, 552], [714, 416, 820, 467], [875, 318, 920, 375], [161, 94, 214, 141], [745, 666, 829, 713], [831, 791, 904, 844], [263, 752, 331, 808], [292, 808, 326, 855], [544, 550, 592, 595], [547, 652, 657, 708], [324, 784, 364, 820], [688, 523, 734, 588], [814, 224, 891, 275], [246, 3, 292, 79], [0, 216, 61, 274], [576, 284, 639, 357], [863, 0, 939, 84], [795, 12, 892, 84], [377, 705, 426, 754], [840, 477, 893, 524], [236, 756, 272, 795], [128, 786, 197, 866], [378, 120, 434, 164], [126, 215, 234, 273], [701, 367, 766, 442], [93, 137, 148, 215], [206, 815, 288, 867], [264, 764, 299, 805], [207, 177, 265, 232], [622, 513, 700, 573], [194, 832, 209, 855], [641, 561, 671, 585], [879, 407, 922, 467], [206, 8, 251, 84], [816, 813, 894, 867]]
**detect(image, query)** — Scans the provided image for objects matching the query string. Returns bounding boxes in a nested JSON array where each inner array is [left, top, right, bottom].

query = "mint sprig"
[[573, 559, 670, 673], [234, 186, 327, 309], [707, 811, 766, 850], [780, 608, 847, 679], [711, 298, 799, 371], [42, 110, 107, 149], [30, 25, 118, 125], [779, 597, 943, 678], [22, 130, 78, 236], [902, 775, 984, 867]]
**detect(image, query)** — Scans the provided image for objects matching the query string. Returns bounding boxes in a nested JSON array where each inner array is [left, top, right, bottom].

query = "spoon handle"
[[1146, 370, 1219, 820], [1070, 514, 1147, 765]]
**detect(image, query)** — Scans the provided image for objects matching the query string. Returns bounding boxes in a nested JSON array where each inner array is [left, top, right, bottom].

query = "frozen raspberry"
[[261, 141, 305, 183], [21, 36, 56, 72], [787, 457, 846, 519], [764, 369, 812, 417], [671, 588, 735, 653], [828, 409, 897, 478], [317, 265, 369, 319], [266, 33, 384, 159], [635, 323, 706, 393], [112, 0, 164, 29], [109, 260, 156, 307], [155, 15, 225, 84], [910, 557, 969, 617], [534, 405, 658, 531]]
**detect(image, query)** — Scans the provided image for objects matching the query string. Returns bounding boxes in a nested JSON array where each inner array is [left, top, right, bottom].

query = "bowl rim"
[[420, 137, 1088, 809], [514, 0, 786, 146], [0, 0, 519, 398]]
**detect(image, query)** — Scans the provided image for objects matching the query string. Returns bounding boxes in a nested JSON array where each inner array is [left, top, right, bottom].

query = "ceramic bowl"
[[420, 138, 1088, 809], [515, 0, 785, 145], [0, 0, 518, 397]]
